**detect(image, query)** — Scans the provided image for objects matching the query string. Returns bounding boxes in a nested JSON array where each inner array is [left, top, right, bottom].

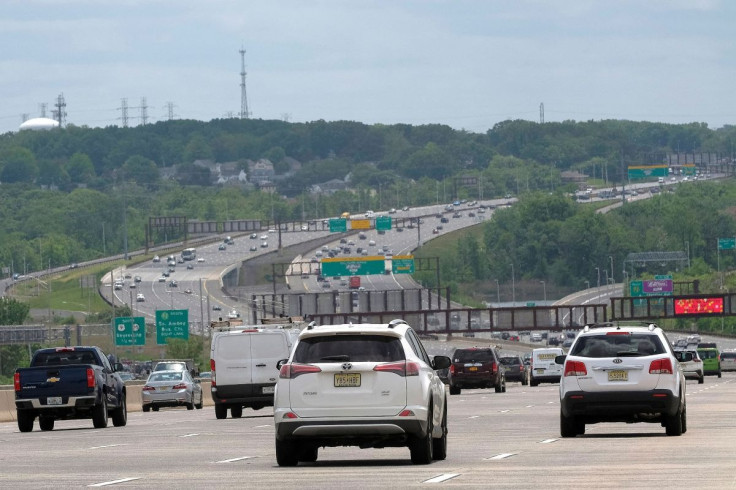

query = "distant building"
[[310, 179, 349, 195], [19, 117, 59, 131], [249, 159, 275, 185]]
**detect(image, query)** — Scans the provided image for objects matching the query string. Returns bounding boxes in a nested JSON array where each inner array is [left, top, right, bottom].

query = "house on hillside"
[[249, 159, 275, 185], [310, 178, 348, 195]]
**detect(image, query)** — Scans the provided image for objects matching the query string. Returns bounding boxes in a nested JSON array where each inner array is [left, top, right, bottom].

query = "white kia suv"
[[556, 322, 691, 437], [273, 319, 451, 466]]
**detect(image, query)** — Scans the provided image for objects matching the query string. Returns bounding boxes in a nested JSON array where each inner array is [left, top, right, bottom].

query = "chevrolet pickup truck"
[[14, 346, 127, 432]]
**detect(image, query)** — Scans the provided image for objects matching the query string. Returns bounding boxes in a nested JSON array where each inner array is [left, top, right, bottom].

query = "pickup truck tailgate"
[[16, 366, 94, 402]]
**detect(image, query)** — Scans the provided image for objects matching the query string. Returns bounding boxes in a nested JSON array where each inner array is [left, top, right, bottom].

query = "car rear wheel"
[[717, 370, 722, 378], [665, 405, 684, 436], [275, 439, 299, 467], [152, 406, 159, 412], [230, 406, 243, 418], [195, 391, 203, 409], [560, 412, 578, 438], [142, 404, 150, 413], [39, 416, 54, 431], [112, 394, 127, 427], [214, 404, 227, 419], [449, 385, 460, 395], [681, 404, 687, 434], [410, 409, 434, 464], [186, 394, 195, 410], [530, 379, 538, 387], [92, 400, 108, 428], [17, 411, 34, 432], [698, 374, 704, 384], [432, 401, 448, 461]]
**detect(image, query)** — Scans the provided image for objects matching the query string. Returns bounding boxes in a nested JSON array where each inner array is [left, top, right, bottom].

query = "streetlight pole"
[[510, 263, 516, 307], [595, 267, 601, 290], [540, 281, 546, 303], [609, 255, 614, 283], [495, 279, 500, 305], [585, 280, 590, 290]]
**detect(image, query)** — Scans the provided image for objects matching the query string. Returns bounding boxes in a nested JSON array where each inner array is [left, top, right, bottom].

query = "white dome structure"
[[19, 117, 60, 131]]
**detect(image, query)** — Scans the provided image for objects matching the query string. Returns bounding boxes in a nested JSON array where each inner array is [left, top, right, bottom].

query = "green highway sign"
[[718, 237, 736, 250], [321, 256, 385, 276], [391, 255, 415, 274], [156, 309, 189, 345], [375, 216, 392, 231], [329, 218, 347, 233], [114, 316, 145, 346]]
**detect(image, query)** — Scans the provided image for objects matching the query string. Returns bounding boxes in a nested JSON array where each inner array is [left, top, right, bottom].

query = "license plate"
[[536, 369, 545, 374], [608, 370, 628, 382], [334, 373, 361, 387], [262, 386, 275, 394], [158, 386, 169, 391], [469, 367, 478, 372], [47, 397, 62, 405]]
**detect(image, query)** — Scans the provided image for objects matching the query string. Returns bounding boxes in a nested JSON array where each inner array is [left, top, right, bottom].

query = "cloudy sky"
[[2, 0, 734, 135]]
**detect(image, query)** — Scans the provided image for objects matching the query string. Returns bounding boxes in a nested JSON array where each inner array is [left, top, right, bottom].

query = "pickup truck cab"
[[14, 346, 127, 432]]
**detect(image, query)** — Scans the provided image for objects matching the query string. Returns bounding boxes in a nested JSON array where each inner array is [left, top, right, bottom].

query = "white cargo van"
[[529, 347, 564, 386], [210, 318, 303, 419]]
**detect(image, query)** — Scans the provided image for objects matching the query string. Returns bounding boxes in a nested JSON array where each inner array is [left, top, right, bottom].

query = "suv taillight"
[[374, 361, 420, 377], [490, 361, 497, 373], [564, 360, 587, 377], [14, 372, 21, 391], [279, 363, 322, 379], [649, 358, 674, 374], [87, 368, 95, 388]]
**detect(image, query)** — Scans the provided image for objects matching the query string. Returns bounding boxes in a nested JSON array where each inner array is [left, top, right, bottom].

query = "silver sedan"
[[141, 370, 203, 412]]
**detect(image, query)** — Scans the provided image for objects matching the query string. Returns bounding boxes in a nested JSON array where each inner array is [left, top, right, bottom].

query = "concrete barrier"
[[0, 380, 214, 423]]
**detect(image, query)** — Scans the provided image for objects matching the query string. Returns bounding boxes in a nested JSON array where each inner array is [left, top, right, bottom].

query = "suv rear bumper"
[[275, 417, 427, 447], [561, 389, 681, 420]]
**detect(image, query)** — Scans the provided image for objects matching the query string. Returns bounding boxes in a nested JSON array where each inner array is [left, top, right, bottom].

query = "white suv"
[[273, 319, 451, 466], [556, 323, 691, 437]]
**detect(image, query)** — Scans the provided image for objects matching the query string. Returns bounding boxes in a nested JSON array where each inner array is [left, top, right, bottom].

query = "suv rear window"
[[698, 349, 719, 359], [570, 334, 665, 358], [453, 349, 495, 363], [500, 356, 520, 366], [293, 335, 405, 363], [720, 352, 736, 359]]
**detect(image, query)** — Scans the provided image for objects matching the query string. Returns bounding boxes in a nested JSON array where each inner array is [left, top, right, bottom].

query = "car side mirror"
[[276, 359, 288, 370], [674, 351, 693, 362], [555, 355, 567, 365], [114, 362, 125, 372], [432, 355, 451, 370]]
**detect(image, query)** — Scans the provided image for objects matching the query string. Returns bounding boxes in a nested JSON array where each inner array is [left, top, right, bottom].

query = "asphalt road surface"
[[2, 371, 735, 488]]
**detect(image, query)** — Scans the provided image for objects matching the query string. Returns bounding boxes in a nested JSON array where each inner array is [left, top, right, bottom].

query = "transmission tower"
[[164, 101, 177, 121], [539, 102, 544, 124], [239, 46, 250, 119], [118, 98, 129, 127], [39, 103, 48, 118], [139, 97, 149, 125], [51, 93, 67, 127]]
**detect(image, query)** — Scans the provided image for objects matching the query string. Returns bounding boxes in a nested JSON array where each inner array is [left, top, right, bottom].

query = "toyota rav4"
[[556, 322, 691, 437], [273, 319, 451, 466]]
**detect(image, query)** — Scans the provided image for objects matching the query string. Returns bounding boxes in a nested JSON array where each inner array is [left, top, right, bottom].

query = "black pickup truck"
[[14, 346, 127, 432]]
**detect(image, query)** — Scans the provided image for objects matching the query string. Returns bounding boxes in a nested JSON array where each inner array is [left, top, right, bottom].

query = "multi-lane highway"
[[2, 370, 734, 488], [103, 200, 512, 324]]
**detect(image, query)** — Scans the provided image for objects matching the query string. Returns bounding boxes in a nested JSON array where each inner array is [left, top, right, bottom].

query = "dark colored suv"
[[500, 355, 529, 385], [448, 347, 506, 395]]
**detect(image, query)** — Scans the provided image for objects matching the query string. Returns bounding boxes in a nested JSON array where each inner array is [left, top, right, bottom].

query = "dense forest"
[[0, 117, 735, 278]]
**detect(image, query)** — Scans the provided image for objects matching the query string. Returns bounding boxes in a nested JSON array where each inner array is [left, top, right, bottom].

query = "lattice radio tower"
[[239, 46, 251, 119], [539, 102, 544, 124], [52, 93, 67, 127], [118, 98, 129, 127]]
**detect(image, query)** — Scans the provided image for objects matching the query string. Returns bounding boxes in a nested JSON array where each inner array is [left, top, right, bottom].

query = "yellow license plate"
[[608, 370, 628, 382], [469, 367, 478, 372], [334, 373, 361, 387]]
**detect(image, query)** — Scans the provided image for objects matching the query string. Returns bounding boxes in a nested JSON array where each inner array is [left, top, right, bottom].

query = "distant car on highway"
[[136, 293, 145, 302], [141, 370, 203, 412]]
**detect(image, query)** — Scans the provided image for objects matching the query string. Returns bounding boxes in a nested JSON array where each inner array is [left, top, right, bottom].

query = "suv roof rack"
[[583, 321, 658, 333], [388, 319, 408, 328]]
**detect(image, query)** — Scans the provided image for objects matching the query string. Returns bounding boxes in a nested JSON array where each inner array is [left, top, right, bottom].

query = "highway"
[[2, 371, 734, 488], [101, 199, 511, 324]]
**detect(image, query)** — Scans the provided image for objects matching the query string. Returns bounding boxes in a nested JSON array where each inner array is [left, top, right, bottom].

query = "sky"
[[2, 0, 735, 135]]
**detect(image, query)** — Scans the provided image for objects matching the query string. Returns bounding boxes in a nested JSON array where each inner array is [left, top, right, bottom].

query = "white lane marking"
[[540, 438, 558, 444], [88, 444, 127, 450], [253, 424, 272, 428], [179, 433, 199, 438], [526, 405, 534, 408], [485, 453, 516, 460], [499, 410, 510, 413], [468, 415, 480, 419], [423, 473, 460, 484], [88, 477, 141, 487], [548, 401, 554, 404], [215, 456, 254, 463]]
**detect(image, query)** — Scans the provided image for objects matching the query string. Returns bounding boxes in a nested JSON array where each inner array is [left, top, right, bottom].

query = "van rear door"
[[213, 333, 252, 387], [250, 331, 291, 388]]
